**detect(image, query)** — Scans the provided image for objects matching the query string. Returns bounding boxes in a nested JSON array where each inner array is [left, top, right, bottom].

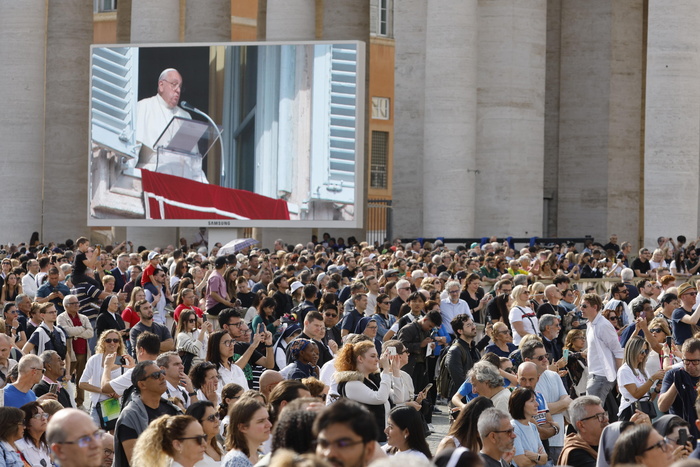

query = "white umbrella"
[[217, 238, 260, 256]]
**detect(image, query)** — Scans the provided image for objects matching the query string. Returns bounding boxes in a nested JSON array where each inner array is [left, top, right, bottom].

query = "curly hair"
[[334, 340, 375, 373], [565, 329, 586, 350], [95, 329, 125, 356], [189, 361, 217, 391], [132, 415, 199, 467]]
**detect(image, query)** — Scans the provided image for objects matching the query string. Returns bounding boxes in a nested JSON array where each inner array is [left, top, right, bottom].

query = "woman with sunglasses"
[[79, 329, 130, 428], [564, 329, 589, 398], [0, 406, 26, 466], [645, 318, 681, 377], [617, 336, 666, 421], [175, 309, 211, 375], [132, 414, 207, 467], [611, 423, 673, 466], [16, 401, 52, 467], [372, 293, 396, 340], [484, 322, 517, 358], [602, 301, 627, 337], [508, 285, 538, 346], [186, 400, 224, 466]]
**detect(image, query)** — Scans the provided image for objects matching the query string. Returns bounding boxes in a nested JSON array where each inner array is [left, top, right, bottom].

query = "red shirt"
[[173, 305, 204, 323], [141, 264, 156, 286], [121, 307, 140, 328], [68, 313, 88, 355]]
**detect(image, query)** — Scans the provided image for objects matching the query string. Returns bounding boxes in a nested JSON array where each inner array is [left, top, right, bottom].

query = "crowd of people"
[[2, 232, 700, 466]]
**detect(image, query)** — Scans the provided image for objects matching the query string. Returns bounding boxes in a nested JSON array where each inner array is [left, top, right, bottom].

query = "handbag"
[[95, 397, 120, 431]]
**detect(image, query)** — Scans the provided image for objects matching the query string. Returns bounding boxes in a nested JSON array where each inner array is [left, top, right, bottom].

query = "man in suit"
[[110, 253, 130, 293]]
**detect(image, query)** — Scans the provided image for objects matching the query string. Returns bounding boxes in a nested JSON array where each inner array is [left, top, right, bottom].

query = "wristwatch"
[[188, 391, 197, 397], [536, 454, 541, 463]]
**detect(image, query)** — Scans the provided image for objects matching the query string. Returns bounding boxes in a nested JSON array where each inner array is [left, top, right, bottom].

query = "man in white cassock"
[[135, 68, 207, 183]]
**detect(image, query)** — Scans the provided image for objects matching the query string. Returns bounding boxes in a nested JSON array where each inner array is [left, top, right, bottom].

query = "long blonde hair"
[[132, 415, 198, 467]]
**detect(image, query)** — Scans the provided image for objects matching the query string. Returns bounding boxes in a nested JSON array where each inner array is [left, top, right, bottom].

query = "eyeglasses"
[[492, 428, 516, 435], [31, 368, 46, 374], [497, 330, 512, 335], [315, 438, 366, 450], [187, 319, 197, 323], [579, 412, 608, 423], [222, 340, 234, 347], [104, 449, 114, 457], [228, 321, 245, 328], [324, 313, 338, 318], [448, 290, 460, 294], [58, 430, 105, 448], [177, 434, 208, 445], [141, 370, 166, 381], [32, 413, 49, 420], [640, 349, 649, 355], [534, 354, 550, 362], [644, 438, 671, 453], [683, 359, 700, 366], [649, 328, 663, 334], [202, 414, 218, 423], [684, 292, 698, 297], [580, 303, 593, 309], [398, 287, 411, 291], [365, 326, 378, 330], [104, 338, 120, 344], [380, 301, 390, 305], [608, 316, 618, 321], [66, 301, 79, 305]]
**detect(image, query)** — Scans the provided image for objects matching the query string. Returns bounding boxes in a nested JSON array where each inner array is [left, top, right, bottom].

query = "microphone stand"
[[180, 102, 226, 184]]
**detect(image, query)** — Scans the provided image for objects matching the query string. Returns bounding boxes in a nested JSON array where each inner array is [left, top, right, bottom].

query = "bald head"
[[259, 370, 284, 399], [48, 409, 102, 467], [47, 408, 95, 444], [517, 362, 539, 390], [544, 284, 561, 302]]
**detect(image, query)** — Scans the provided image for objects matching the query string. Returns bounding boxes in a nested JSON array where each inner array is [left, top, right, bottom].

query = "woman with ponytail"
[[131, 414, 207, 467]]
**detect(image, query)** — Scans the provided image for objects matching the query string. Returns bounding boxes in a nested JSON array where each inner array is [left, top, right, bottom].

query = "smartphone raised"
[[563, 349, 569, 360], [114, 356, 126, 366], [666, 336, 673, 348], [387, 347, 397, 357], [679, 428, 688, 447], [257, 323, 265, 334], [48, 383, 59, 395]]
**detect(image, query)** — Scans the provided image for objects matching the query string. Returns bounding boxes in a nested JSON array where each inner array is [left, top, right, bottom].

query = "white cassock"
[[135, 94, 208, 183]]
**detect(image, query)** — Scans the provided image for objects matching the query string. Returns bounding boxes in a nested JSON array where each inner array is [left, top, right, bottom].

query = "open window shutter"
[[310, 44, 358, 205], [90, 47, 139, 158]]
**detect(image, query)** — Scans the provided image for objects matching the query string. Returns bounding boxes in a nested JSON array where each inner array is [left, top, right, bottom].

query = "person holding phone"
[[79, 330, 132, 427], [617, 336, 666, 421], [250, 297, 280, 337]]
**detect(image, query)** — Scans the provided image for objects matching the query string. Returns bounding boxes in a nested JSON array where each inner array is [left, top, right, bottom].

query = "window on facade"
[[94, 0, 117, 13], [378, 0, 389, 36], [371, 131, 389, 189]]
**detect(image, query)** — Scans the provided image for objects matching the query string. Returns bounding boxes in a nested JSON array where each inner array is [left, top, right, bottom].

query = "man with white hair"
[[558, 396, 607, 467], [478, 408, 517, 467], [3, 354, 57, 407], [440, 280, 472, 337], [389, 278, 412, 317]]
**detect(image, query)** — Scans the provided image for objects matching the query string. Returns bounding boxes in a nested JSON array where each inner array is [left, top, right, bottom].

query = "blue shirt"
[[3, 384, 37, 408]]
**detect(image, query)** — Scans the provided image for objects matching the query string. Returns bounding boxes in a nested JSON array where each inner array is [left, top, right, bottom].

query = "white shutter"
[[90, 47, 139, 158], [310, 44, 358, 205]]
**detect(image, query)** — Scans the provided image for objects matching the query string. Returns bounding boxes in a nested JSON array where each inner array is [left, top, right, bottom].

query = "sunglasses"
[[104, 338, 120, 344], [324, 313, 338, 318], [142, 370, 166, 381], [202, 414, 218, 423], [187, 319, 196, 323], [177, 435, 208, 445]]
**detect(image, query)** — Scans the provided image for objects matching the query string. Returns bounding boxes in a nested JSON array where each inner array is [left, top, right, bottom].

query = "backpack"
[[436, 341, 467, 399]]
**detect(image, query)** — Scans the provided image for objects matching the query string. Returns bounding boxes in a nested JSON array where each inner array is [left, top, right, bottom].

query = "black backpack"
[[436, 341, 467, 398]]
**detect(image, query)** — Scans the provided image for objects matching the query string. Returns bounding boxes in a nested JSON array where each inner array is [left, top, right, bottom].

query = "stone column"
[[127, 0, 181, 248], [644, 0, 700, 247], [185, 0, 229, 42], [43, 1, 93, 241], [392, 0, 427, 238], [557, 0, 643, 243], [262, 0, 315, 40], [0, 1, 46, 241], [475, 0, 547, 237], [421, 0, 478, 238], [131, 0, 180, 42]]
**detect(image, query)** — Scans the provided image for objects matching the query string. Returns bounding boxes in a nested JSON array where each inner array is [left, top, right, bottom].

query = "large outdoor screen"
[[88, 41, 365, 228]]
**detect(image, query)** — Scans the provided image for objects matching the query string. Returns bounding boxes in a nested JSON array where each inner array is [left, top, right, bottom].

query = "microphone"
[[179, 100, 197, 112], [179, 101, 226, 179]]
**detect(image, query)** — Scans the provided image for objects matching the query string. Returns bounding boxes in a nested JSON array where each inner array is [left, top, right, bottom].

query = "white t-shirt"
[[617, 363, 649, 415], [79, 353, 126, 405], [536, 370, 568, 447], [508, 306, 538, 345]]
